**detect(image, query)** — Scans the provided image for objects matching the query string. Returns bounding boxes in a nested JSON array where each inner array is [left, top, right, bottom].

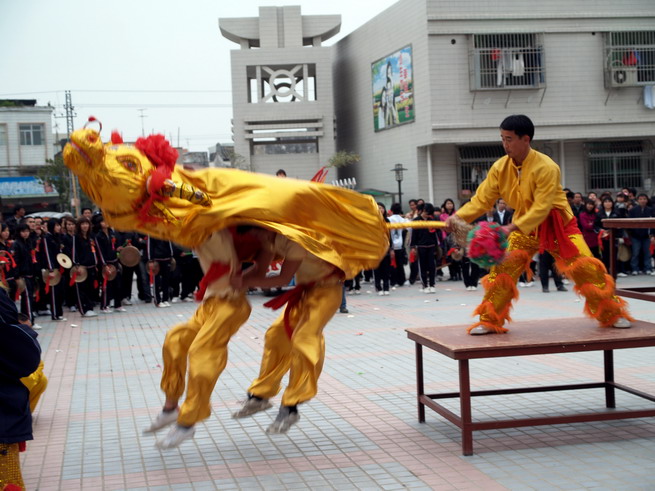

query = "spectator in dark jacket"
[[144, 236, 174, 307], [410, 203, 439, 293], [594, 196, 621, 274], [578, 198, 600, 259], [627, 193, 654, 275], [0, 287, 42, 490]]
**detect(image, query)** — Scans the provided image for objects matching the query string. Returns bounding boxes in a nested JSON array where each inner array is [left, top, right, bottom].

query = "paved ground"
[[21, 274, 655, 490]]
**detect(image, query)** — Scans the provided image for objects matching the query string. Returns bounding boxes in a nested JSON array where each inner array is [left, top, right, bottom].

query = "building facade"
[[219, 6, 340, 179], [0, 100, 55, 177], [333, 0, 655, 207]]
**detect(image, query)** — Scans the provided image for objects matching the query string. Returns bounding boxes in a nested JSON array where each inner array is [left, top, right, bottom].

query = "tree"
[[37, 154, 93, 214], [328, 151, 360, 168]]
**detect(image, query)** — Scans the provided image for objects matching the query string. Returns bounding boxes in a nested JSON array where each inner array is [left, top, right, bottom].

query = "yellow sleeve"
[[456, 165, 500, 223], [513, 163, 560, 234]]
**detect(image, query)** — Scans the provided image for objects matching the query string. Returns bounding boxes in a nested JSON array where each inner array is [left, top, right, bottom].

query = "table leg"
[[608, 229, 616, 279], [416, 343, 425, 423], [604, 349, 615, 408], [459, 359, 473, 455]]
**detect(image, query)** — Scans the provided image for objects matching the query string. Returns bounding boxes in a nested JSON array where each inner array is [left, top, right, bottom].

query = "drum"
[[42, 268, 62, 286], [57, 253, 73, 269], [118, 245, 141, 267], [147, 260, 160, 276], [70, 265, 88, 283], [102, 263, 118, 281]]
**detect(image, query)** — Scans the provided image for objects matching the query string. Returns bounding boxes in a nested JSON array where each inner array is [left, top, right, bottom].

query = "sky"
[[1, 0, 399, 152]]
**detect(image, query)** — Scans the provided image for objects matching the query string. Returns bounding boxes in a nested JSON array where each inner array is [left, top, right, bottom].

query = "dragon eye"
[[117, 156, 141, 173]]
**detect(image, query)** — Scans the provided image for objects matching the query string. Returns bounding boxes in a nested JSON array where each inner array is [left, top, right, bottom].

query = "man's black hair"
[[81, 207, 92, 214], [390, 203, 403, 215], [409, 199, 418, 205], [636, 192, 649, 200], [423, 203, 435, 215], [566, 191, 575, 200], [16, 223, 30, 234], [500, 114, 535, 141], [13, 204, 25, 215], [275, 169, 287, 176]]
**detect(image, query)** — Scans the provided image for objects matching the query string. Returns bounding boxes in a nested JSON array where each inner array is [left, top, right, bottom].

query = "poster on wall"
[[372, 45, 415, 132]]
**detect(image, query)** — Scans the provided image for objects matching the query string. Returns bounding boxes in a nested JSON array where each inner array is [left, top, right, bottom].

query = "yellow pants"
[[472, 231, 631, 334], [0, 443, 23, 490], [248, 282, 342, 406], [161, 294, 251, 426], [21, 360, 48, 413]]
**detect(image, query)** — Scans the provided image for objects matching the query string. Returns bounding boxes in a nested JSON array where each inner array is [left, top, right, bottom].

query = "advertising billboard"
[[372, 45, 414, 131]]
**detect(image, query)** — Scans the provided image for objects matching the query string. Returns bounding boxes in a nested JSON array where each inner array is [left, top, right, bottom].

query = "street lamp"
[[391, 163, 407, 205]]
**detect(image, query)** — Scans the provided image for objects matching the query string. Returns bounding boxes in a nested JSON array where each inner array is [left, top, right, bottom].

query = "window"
[[246, 64, 317, 103], [458, 145, 505, 193], [0, 125, 7, 146], [605, 31, 655, 87], [19, 124, 44, 146], [470, 34, 545, 90], [586, 141, 648, 190]]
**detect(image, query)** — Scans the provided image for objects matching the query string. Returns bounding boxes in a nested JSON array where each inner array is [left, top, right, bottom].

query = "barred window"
[[586, 141, 646, 190], [470, 34, 545, 91], [19, 124, 44, 146], [605, 31, 655, 87], [458, 145, 505, 193]]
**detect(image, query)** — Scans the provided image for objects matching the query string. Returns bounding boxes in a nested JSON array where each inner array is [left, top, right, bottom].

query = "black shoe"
[[557, 285, 568, 292], [542, 288, 549, 293], [339, 307, 349, 314]]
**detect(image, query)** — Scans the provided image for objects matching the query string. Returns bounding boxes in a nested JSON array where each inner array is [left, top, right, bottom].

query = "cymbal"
[[102, 263, 118, 281], [119, 245, 141, 267], [42, 268, 62, 286], [71, 264, 88, 283], [57, 253, 73, 269]]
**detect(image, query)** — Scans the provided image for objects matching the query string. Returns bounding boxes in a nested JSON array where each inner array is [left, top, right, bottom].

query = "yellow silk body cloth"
[[20, 360, 48, 412], [63, 128, 389, 279], [249, 237, 342, 406]]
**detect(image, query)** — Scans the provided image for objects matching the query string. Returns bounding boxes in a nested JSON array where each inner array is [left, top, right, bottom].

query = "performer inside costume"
[[143, 228, 267, 449], [446, 114, 632, 335], [231, 229, 343, 433]]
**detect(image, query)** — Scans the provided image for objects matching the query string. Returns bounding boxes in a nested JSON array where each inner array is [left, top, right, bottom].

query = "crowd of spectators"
[[1, 205, 203, 330]]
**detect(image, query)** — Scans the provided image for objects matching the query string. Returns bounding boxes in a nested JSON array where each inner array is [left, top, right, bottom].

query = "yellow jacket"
[[457, 149, 573, 235]]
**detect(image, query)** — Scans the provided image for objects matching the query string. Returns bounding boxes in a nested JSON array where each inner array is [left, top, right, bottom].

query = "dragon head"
[[63, 121, 162, 219]]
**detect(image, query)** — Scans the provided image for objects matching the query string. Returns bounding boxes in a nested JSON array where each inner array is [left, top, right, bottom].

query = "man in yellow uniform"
[[446, 115, 631, 335], [143, 229, 257, 449], [231, 230, 343, 434]]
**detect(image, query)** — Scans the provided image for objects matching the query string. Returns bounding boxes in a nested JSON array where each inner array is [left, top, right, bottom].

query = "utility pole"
[[64, 90, 81, 217], [138, 108, 147, 136]]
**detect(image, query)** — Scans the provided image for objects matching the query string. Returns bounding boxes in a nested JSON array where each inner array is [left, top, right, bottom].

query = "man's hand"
[[444, 215, 458, 233], [500, 223, 518, 237]]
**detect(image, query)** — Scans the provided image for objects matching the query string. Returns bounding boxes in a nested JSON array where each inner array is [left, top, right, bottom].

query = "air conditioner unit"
[[610, 66, 638, 87]]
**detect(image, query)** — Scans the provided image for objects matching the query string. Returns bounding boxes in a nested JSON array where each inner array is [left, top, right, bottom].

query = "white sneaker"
[[156, 424, 195, 449], [84, 311, 98, 318], [32, 323, 43, 330], [100, 307, 114, 314], [377, 291, 384, 296], [649, 271, 655, 276], [55, 317, 67, 322], [183, 297, 195, 303], [123, 299, 133, 306], [518, 282, 526, 287], [631, 271, 638, 276], [428, 287, 436, 293], [70, 306, 77, 312], [470, 286, 478, 291], [469, 326, 492, 335], [232, 396, 273, 418], [617, 272, 628, 277], [383, 291, 390, 295], [562, 279, 570, 285], [418, 288, 425, 293], [612, 317, 631, 329], [266, 406, 300, 434], [114, 307, 127, 312], [171, 298, 180, 304], [354, 290, 361, 295], [526, 281, 534, 288], [163, 301, 171, 307], [156, 302, 170, 308], [143, 408, 179, 434]]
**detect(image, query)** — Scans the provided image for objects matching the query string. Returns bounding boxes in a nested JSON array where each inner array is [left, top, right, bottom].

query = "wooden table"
[[406, 318, 655, 455], [602, 217, 655, 302]]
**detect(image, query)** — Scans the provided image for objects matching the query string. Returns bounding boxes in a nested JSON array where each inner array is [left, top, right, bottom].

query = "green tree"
[[37, 155, 71, 212], [328, 150, 360, 168]]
